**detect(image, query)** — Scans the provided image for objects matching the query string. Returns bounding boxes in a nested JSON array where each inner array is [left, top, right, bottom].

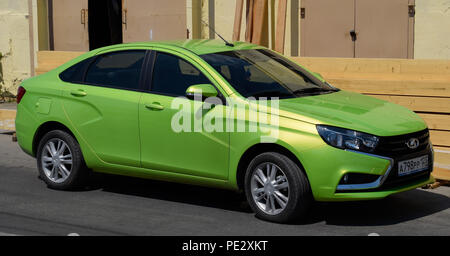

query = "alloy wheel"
[[250, 162, 290, 215], [41, 138, 73, 183]]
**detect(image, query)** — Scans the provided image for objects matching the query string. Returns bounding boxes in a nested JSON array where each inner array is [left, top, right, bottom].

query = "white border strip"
[[435, 149, 450, 154], [0, 231, 18, 236], [435, 163, 450, 170]]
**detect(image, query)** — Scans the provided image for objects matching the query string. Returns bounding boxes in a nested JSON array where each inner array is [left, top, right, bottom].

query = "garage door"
[[300, 0, 415, 58], [122, 0, 187, 42]]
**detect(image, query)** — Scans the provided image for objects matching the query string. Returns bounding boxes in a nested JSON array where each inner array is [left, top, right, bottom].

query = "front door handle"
[[145, 102, 164, 111], [70, 90, 87, 97]]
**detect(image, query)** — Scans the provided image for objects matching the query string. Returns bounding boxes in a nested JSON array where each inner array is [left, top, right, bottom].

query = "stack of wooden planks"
[[35, 51, 450, 181], [35, 51, 84, 75]]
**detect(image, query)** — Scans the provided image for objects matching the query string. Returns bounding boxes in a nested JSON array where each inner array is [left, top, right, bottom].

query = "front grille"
[[375, 129, 430, 158], [375, 129, 432, 191], [337, 129, 433, 193], [380, 147, 433, 189]]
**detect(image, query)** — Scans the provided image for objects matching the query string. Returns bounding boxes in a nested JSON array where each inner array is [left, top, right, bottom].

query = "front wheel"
[[36, 130, 88, 190], [244, 152, 312, 223]]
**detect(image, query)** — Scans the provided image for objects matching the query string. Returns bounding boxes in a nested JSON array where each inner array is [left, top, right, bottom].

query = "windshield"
[[200, 49, 338, 99]]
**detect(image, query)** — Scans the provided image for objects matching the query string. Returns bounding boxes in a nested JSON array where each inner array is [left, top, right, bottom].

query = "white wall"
[[415, 0, 450, 59], [0, 0, 33, 94]]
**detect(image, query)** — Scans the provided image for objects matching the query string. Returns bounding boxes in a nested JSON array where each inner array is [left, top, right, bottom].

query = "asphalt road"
[[0, 134, 449, 236]]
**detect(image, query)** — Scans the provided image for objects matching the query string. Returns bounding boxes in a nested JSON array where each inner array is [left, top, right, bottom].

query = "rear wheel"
[[244, 152, 312, 223], [36, 130, 88, 190]]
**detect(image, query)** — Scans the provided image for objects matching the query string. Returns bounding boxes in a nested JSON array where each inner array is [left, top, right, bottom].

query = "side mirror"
[[186, 84, 218, 99]]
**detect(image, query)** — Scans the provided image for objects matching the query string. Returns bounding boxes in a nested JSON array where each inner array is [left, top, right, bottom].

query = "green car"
[[16, 40, 434, 223]]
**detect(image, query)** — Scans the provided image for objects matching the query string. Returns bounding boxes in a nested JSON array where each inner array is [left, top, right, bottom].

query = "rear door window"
[[85, 50, 146, 90]]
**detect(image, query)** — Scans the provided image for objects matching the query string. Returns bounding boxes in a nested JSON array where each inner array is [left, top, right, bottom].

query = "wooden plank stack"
[[35, 51, 84, 75]]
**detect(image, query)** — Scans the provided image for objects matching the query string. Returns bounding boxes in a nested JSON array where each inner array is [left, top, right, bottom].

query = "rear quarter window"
[[59, 58, 92, 84]]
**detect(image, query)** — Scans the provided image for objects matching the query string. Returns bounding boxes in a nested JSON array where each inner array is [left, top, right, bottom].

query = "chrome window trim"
[[336, 150, 394, 191]]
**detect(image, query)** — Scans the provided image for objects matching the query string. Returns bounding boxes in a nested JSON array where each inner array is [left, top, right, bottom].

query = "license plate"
[[398, 155, 429, 176]]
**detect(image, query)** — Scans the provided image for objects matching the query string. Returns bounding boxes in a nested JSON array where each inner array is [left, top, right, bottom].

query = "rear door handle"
[[70, 90, 87, 97], [145, 102, 164, 111]]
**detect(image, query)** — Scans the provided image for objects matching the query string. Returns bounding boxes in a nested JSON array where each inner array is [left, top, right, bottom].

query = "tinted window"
[[201, 49, 337, 98], [85, 51, 146, 90], [59, 58, 92, 83], [151, 52, 211, 96]]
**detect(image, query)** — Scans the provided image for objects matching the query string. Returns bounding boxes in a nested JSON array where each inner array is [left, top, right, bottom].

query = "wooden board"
[[0, 110, 16, 131], [292, 57, 450, 75], [233, 0, 244, 41], [250, 0, 267, 45], [245, 0, 254, 42], [434, 146, 450, 180], [430, 130, 450, 147], [328, 79, 450, 97], [370, 95, 450, 114], [418, 114, 450, 131], [433, 168, 450, 181], [321, 72, 450, 82], [274, 0, 287, 54], [36, 51, 84, 74], [37, 51, 84, 65], [434, 146, 450, 167]]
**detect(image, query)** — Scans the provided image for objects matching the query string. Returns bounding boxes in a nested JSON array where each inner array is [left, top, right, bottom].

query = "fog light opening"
[[339, 173, 380, 185], [343, 174, 349, 184]]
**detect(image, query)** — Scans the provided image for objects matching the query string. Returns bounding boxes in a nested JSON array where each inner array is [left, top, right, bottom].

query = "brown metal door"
[[300, 0, 355, 58], [52, 0, 89, 51], [355, 0, 412, 58], [122, 0, 187, 42]]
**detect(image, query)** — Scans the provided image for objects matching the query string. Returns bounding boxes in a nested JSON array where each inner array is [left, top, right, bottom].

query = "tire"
[[244, 152, 312, 223], [36, 130, 88, 190]]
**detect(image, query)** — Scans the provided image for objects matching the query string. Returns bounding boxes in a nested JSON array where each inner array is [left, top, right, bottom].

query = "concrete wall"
[[414, 0, 450, 59], [0, 0, 33, 95]]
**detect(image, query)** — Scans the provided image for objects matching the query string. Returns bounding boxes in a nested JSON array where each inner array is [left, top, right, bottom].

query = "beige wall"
[[1, 0, 449, 97], [415, 0, 450, 59], [0, 0, 34, 94], [200, 0, 450, 59]]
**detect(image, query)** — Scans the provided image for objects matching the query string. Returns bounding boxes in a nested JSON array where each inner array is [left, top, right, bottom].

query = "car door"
[[61, 50, 147, 168], [139, 51, 229, 180]]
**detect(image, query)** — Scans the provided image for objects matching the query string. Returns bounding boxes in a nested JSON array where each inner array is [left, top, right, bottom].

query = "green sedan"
[[15, 40, 434, 223]]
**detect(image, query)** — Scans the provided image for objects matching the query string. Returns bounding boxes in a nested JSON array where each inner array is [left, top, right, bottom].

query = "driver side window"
[[151, 52, 211, 97]]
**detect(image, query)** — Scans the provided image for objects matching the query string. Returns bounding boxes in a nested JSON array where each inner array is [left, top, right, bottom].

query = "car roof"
[[102, 39, 264, 55]]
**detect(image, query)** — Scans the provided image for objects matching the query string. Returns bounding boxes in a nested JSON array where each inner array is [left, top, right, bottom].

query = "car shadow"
[[306, 189, 450, 226], [89, 173, 449, 226], [91, 173, 253, 213]]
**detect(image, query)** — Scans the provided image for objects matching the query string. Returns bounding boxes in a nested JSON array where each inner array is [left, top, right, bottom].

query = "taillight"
[[16, 86, 26, 104]]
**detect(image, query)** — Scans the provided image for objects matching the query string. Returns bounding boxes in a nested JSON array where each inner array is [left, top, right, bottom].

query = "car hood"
[[277, 90, 427, 136]]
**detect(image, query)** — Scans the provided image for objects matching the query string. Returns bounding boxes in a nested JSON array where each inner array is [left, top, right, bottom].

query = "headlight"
[[316, 125, 379, 153]]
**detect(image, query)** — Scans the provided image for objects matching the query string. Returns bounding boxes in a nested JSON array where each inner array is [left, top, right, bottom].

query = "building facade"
[[1, 0, 450, 95]]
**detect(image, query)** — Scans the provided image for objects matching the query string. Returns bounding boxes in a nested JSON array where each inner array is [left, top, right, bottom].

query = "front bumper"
[[299, 142, 434, 202], [332, 175, 434, 202]]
